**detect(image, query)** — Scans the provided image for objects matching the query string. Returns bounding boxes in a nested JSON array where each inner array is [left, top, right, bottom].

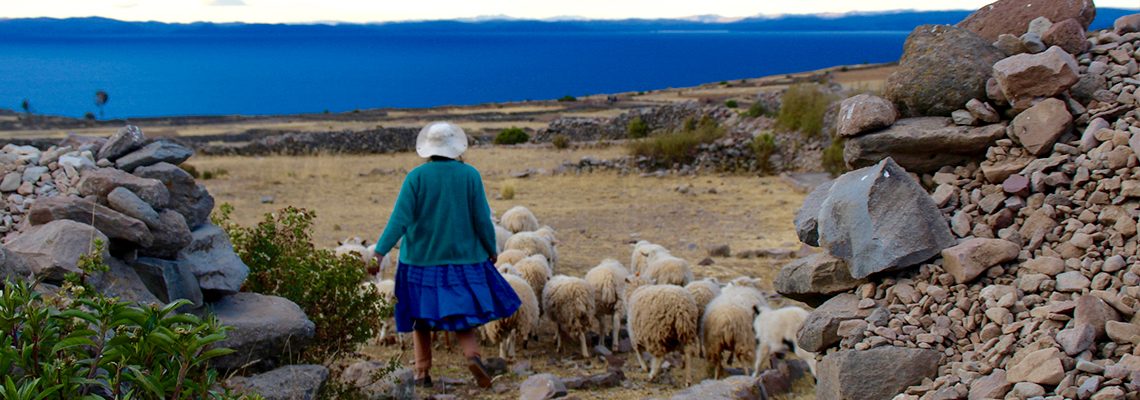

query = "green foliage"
[[822, 137, 848, 177], [745, 101, 775, 118], [551, 134, 570, 150], [724, 100, 738, 108], [751, 133, 778, 174], [500, 184, 516, 200], [776, 83, 836, 138], [494, 127, 530, 145], [0, 250, 255, 399], [213, 205, 390, 361], [179, 165, 228, 180], [557, 95, 577, 102], [627, 116, 649, 139], [627, 115, 724, 168]]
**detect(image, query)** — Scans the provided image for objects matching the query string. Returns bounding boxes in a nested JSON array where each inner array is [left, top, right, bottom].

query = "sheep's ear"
[[753, 304, 762, 315], [363, 240, 370, 246], [337, 240, 343, 246]]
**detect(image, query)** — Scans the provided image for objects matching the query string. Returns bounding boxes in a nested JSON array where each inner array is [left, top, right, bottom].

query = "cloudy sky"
[[4, 0, 1138, 24]]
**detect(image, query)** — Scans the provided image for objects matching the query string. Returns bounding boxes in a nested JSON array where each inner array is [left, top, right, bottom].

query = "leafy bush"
[[745, 102, 775, 118], [494, 127, 530, 145], [724, 100, 738, 108], [213, 205, 390, 361], [0, 247, 256, 399], [627, 116, 724, 168], [500, 184, 516, 200], [627, 116, 649, 139], [751, 133, 778, 174], [776, 83, 836, 138], [822, 137, 848, 177], [200, 168, 229, 180], [557, 95, 577, 102], [551, 134, 570, 149]]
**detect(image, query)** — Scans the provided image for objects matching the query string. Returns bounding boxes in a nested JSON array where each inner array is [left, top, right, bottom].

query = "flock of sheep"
[[334, 206, 817, 385]]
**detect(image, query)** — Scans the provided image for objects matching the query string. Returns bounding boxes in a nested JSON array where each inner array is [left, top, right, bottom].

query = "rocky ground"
[[780, 3, 1140, 400]]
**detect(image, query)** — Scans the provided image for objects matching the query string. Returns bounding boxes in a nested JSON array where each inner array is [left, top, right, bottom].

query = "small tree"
[[627, 116, 649, 139], [94, 90, 109, 119], [494, 127, 530, 145]]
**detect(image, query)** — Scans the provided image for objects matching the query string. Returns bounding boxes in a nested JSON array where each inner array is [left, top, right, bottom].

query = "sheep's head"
[[339, 236, 366, 247], [623, 274, 653, 302], [497, 263, 519, 276]]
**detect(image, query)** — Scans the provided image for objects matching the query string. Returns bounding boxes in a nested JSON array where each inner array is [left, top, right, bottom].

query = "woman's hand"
[[489, 254, 498, 265]]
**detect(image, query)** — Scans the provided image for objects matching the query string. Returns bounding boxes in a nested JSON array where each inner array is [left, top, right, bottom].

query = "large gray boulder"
[[957, 0, 1097, 42], [670, 376, 765, 400], [794, 180, 832, 247], [88, 257, 161, 304], [797, 294, 880, 352], [97, 125, 146, 161], [885, 25, 1005, 117], [140, 210, 192, 259], [816, 346, 941, 400], [78, 167, 170, 209], [28, 196, 154, 247], [775, 253, 866, 307], [836, 94, 897, 137], [115, 141, 194, 172], [843, 117, 1007, 173], [134, 162, 214, 229], [131, 257, 203, 309], [0, 246, 33, 282], [339, 362, 414, 400], [176, 224, 249, 297], [992, 46, 1080, 110], [226, 364, 328, 400], [6, 220, 109, 282], [211, 292, 315, 372], [817, 158, 956, 278], [107, 187, 161, 228]]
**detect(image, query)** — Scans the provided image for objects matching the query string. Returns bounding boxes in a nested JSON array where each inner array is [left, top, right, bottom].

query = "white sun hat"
[[415, 121, 469, 159]]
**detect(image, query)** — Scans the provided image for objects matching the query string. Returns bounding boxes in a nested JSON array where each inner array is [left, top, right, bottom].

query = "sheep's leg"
[[754, 343, 771, 377], [579, 331, 590, 358], [633, 343, 649, 372], [648, 354, 662, 382], [794, 346, 817, 376], [611, 312, 621, 352], [379, 321, 388, 341], [555, 331, 562, 353], [509, 334, 518, 358], [685, 346, 693, 387]]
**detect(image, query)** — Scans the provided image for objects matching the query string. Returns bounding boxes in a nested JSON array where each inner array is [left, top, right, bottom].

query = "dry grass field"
[[192, 145, 816, 399]]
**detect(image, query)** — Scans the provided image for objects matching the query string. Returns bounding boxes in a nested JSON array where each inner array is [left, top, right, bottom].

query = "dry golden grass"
[[193, 146, 815, 399]]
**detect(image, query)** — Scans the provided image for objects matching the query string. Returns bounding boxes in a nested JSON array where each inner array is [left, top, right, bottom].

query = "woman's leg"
[[456, 329, 481, 359], [412, 328, 433, 379]]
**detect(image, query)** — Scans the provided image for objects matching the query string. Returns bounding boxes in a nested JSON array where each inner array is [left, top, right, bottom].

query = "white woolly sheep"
[[494, 224, 513, 253], [510, 255, 553, 311], [534, 225, 559, 266], [701, 284, 768, 379], [623, 277, 699, 384], [542, 275, 596, 358], [643, 255, 694, 286], [361, 278, 401, 346], [630, 241, 670, 275], [584, 259, 629, 351], [335, 237, 369, 263], [482, 273, 540, 359], [752, 305, 816, 377], [728, 276, 764, 290], [685, 278, 722, 356], [501, 206, 540, 233], [504, 232, 556, 271], [495, 249, 528, 268]]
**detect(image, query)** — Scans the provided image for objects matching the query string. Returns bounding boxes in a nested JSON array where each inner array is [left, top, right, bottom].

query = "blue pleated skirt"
[[394, 260, 522, 333]]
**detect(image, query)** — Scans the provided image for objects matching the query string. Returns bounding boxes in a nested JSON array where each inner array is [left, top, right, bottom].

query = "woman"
[[372, 121, 521, 389]]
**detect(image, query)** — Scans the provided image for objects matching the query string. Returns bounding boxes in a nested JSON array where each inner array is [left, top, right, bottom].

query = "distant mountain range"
[[0, 9, 1135, 38]]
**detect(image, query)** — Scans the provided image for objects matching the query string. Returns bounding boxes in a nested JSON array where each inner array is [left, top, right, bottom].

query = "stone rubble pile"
[[0, 126, 315, 376], [779, 4, 1140, 399]]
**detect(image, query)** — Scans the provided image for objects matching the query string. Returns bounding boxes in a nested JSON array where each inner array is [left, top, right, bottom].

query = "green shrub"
[[551, 134, 570, 149], [557, 95, 577, 102], [776, 83, 836, 138], [181, 163, 201, 179], [494, 127, 530, 145], [213, 205, 390, 361], [822, 137, 848, 177], [627, 116, 649, 139], [627, 116, 724, 168], [745, 102, 774, 118], [725, 100, 738, 108], [500, 184, 516, 200], [0, 246, 256, 400], [751, 133, 778, 174]]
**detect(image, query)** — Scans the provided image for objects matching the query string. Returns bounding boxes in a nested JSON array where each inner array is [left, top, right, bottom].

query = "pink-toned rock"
[[885, 25, 1005, 117], [957, 0, 1097, 42], [1115, 13, 1140, 34], [837, 94, 897, 137], [1002, 174, 1029, 196], [1075, 295, 1120, 339], [1042, 18, 1088, 55], [27, 196, 153, 247], [966, 99, 1001, 123], [992, 46, 1080, 109], [1009, 98, 1072, 156], [941, 238, 1020, 284], [1005, 347, 1065, 385], [969, 369, 1012, 400]]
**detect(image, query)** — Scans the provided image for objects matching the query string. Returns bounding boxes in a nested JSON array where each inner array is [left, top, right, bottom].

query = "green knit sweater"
[[374, 159, 497, 266]]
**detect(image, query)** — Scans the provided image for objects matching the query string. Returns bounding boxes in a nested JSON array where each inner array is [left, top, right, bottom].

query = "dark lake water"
[[0, 30, 910, 118]]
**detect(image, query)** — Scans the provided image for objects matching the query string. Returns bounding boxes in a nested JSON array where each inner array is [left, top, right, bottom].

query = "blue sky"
[[6, 0, 1137, 24]]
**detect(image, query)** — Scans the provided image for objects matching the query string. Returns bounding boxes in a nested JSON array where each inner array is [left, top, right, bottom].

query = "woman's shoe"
[[467, 357, 492, 388], [414, 375, 432, 388]]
